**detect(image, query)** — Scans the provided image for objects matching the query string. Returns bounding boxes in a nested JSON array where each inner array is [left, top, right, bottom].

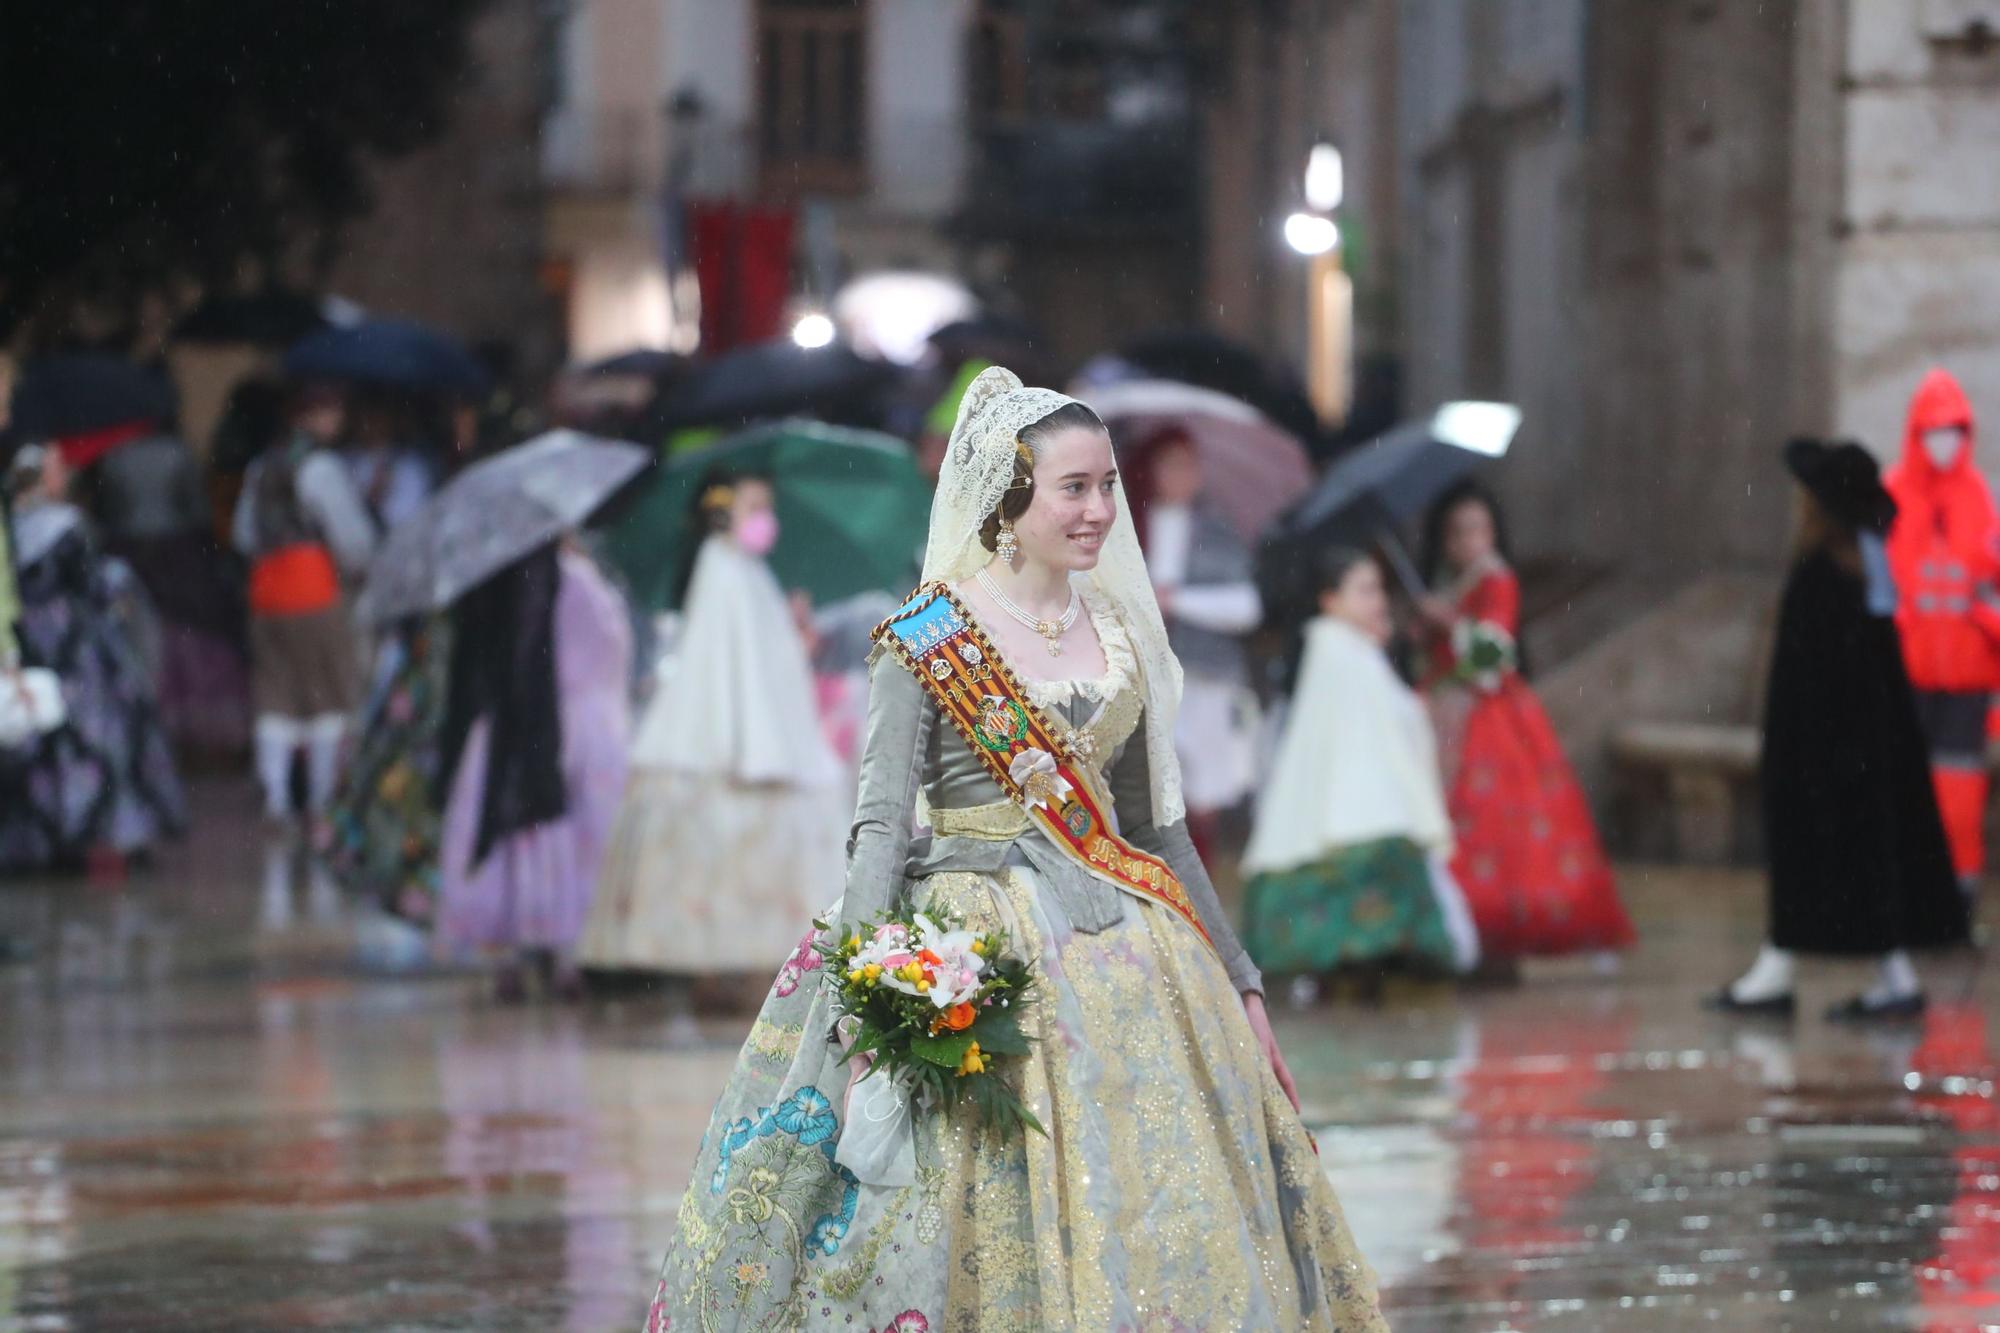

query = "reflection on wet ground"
[[1, 781, 1997, 1330]]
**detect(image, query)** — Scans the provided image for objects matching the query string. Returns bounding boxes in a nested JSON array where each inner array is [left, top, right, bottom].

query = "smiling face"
[[1012, 425, 1120, 572]]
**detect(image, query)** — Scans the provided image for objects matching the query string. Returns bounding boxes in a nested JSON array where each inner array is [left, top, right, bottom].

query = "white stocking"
[[1864, 949, 1920, 1004], [254, 715, 301, 819], [1729, 944, 1796, 1003], [305, 713, 348, 814]]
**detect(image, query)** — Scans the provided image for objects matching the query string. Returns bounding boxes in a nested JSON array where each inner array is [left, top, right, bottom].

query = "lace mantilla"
[[921, 365, 1186, 825]]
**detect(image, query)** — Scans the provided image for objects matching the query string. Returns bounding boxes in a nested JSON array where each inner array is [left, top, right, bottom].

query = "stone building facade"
[[326, 0, 562, 383], [1204, 0, 2000, 584]]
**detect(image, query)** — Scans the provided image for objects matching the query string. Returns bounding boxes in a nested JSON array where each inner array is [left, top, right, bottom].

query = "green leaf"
[[910, 1030, 976, 1068], [969, 1011, 1030, 1056]]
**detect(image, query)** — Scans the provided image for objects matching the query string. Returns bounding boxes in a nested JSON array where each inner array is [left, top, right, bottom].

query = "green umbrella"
[[601, 419, 932, 614]]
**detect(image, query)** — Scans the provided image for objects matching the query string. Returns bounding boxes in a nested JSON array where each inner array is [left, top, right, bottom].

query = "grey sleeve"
[[838, 651, 934, 935], [296, 453, 378, 575], [1106, 735, 1264, 995], [231, 463, 259, 556]]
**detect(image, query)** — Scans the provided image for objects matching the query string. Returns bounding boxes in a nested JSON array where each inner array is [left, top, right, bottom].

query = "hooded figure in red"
[[1884, 367, 2000, 887]]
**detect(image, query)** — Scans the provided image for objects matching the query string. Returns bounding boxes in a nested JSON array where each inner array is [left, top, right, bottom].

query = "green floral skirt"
[[647, 869, 1386, 1332], [1243, 836, 1457, 974]]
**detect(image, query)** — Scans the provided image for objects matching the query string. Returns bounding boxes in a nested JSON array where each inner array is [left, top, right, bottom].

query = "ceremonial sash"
[[874, 582, 1217, 957]]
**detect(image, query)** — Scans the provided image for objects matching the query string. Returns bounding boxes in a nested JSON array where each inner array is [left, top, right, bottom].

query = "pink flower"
[[772, 930, 824, 997], [645, 1281, 671, 1332], [880, 1313, 929, 1333]]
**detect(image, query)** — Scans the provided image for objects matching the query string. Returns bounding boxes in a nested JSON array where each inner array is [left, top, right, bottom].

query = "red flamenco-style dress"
[[1424, 560, 1633, 957]]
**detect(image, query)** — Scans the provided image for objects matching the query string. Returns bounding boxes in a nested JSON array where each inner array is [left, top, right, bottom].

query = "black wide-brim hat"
[[1785, 437, 1898, 534]]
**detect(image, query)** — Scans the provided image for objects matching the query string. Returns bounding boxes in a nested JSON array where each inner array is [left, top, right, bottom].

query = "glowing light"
[[1283, 213, 1340, 256], [1304, 143, 1344, 212], [791, 312, 835, 349]]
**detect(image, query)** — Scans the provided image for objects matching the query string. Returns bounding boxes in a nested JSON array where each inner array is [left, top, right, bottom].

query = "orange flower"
[[940, 1001, 977, 1032]]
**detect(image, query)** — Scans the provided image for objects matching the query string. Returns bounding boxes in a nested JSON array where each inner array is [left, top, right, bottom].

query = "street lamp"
[[1288, 141, 1352, 427], [791, 311, 836, 349]]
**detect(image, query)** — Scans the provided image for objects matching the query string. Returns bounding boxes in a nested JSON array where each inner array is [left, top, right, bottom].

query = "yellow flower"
[[957, 1042, 985, 1076], [969, 939, 986, 956], [847, 968, 864, 984], [914, 977, 930, 993], [862, 963, 882, 981], [846, 933, 864, 952]]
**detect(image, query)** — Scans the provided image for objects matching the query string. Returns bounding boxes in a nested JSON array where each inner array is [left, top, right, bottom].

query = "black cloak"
[[1762, 549, 1968, 954], [440, 543, 566, 865]]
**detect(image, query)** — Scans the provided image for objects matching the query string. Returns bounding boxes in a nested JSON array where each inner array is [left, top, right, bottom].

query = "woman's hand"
[[843, 1052, 873, 1119], [1241, 991, 1299, 1111], [1417, 595, 1457, 632]]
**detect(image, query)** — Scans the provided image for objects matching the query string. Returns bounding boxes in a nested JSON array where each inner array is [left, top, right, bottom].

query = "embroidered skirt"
[[580, 769, 847, 974], [646, 868, 1386, 1331], [1243, 835, 1460, 974]]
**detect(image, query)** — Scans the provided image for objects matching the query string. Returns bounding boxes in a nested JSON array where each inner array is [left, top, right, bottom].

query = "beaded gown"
[[646, 596, 1386, 1332]]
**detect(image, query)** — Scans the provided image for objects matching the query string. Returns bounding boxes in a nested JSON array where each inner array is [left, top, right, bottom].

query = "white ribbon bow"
[[1007, 747, 1075, 810]]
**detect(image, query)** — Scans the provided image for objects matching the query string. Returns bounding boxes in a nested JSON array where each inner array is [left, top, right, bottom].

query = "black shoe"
[[1704, 987, 1796, 1018], [1825, 991, 1926, 1023]]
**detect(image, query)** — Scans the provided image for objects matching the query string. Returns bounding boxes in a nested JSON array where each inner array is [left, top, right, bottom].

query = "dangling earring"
[[996, 520, 1019, 565]]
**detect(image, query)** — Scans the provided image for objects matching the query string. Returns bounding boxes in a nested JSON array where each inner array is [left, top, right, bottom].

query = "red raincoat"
[[1884, 368, 2000, 694]]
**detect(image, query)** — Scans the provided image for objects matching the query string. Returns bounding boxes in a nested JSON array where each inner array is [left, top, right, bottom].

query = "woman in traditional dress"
[[0, 444, 186, 872], [579, 472, 847, 977], [1243, 548, 1478, 998], [1418, 481, 1632, 964], [435, 538, 632, 1001], [645, 367, 1384, 1331], [1129, 426, 1264, 854], [323, 614, 451, 923], [1712, 439, 1969, 1021]]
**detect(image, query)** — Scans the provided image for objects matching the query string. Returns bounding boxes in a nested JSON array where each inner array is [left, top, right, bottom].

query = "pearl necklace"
[[977, 569, 1081, 656]]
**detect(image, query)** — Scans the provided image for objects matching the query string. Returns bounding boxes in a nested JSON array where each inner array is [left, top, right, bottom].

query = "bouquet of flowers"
[[1451, 618, 1517, 693], [816, 908, 1043, 1137]]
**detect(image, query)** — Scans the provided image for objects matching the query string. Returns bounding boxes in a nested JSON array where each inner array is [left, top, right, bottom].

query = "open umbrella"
[[357, 430, 647, 625], [647, 339, 897, 433], [286, 318, 491, 394], [10, 355, 173, 439], [172, 291, 332, 346], [1117, 327, 1324, 449], [600, 419, 931, 614], [1079, 378, 1315, 543], [1261, 401, 1521, 612]]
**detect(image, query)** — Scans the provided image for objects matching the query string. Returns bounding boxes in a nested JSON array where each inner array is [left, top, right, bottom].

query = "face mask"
[[1925, 427, 1967, 470], [734, 509, 779, 556]]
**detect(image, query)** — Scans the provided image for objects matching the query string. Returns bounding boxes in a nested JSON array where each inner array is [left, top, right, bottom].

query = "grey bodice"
[[839, 629, 1263, 995]]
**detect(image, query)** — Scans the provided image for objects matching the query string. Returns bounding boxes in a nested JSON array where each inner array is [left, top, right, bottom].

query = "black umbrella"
[[172, 291, 331, 346], [580, 348, 684, 380], [1260, 401, 1522, 616], [10, 355, 174, 438], [647, 338, 896, 433], [285, 318, 492, 394], [1118, 327, 1325, 450]]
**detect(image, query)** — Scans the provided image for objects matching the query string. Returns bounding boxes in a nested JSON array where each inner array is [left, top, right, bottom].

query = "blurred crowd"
[[0, 309, 1987, 1022]]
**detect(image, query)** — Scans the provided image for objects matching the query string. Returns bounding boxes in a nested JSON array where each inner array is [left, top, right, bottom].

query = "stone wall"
[[327, 0, 560, 382], [1830, 1, 2000, 472]]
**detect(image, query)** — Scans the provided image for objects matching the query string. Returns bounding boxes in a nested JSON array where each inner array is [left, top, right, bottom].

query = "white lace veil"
[[921, 365, 1186, 824]]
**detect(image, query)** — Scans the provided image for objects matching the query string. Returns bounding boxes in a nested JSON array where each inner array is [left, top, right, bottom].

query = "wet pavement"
[[2, 779, 1998, 1331]]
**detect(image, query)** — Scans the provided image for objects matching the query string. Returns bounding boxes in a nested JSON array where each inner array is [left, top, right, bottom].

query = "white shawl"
[[1242, 616, 1454, 874], [628, 536, 841, 787]]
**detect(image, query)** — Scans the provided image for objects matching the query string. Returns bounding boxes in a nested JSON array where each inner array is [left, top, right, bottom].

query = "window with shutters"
[[757, 0, 868, 196]]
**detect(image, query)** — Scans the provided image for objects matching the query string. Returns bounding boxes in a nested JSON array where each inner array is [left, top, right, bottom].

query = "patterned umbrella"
[[1079, 378, 1317, 542], [357, 430, 647, 625]]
